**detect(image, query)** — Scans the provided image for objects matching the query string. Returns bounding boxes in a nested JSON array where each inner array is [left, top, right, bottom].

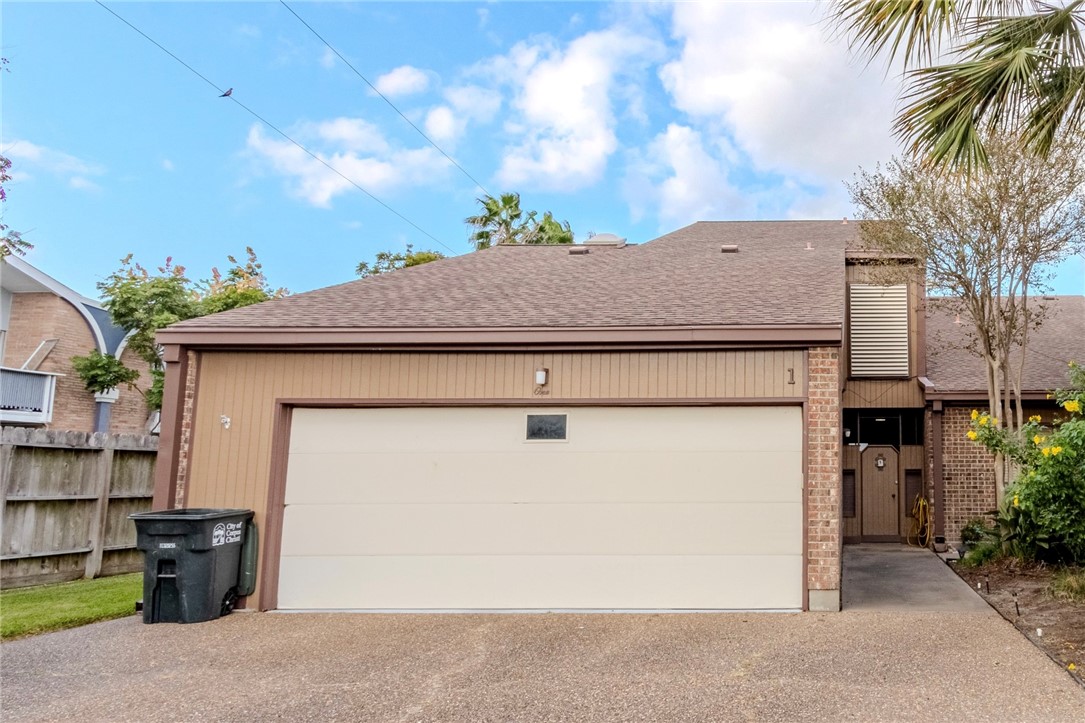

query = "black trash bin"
[[130, 508, 254, 624]]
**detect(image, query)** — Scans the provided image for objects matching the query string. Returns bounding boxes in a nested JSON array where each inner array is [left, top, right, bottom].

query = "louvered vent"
[[849, 284, 909, 377]]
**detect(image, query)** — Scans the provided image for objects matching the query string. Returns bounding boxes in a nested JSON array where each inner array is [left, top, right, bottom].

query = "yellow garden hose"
[[909, 494, 933, 548]]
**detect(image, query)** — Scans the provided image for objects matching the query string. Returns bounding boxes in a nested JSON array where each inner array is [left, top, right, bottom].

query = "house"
[[1, 255, 152, 433], [151, 221, 1084, 613]]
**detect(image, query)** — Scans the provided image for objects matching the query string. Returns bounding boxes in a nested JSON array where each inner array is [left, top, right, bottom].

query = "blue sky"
[[3, 1, 1082, 299]]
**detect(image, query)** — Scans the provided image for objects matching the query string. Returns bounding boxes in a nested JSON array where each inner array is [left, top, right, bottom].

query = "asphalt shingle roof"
[[171, 221, 856, 331], [925, 296, 1085, 393]]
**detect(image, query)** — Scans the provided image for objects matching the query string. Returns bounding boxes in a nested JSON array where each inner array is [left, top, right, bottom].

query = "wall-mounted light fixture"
[[535, 368, 549, 386], [220, 414, 232, 430], [875, 454, 886, 470]]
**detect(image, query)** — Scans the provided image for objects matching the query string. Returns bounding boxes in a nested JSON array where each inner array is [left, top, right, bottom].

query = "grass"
[[0, 573, 142, 640], [1052, 568, 1085, 603]]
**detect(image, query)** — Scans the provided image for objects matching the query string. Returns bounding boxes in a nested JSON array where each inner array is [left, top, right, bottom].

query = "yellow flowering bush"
[[967, 361, 1085, 563]]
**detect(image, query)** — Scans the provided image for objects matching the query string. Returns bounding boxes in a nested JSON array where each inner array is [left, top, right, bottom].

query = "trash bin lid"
[[129, 508, 254, 521]]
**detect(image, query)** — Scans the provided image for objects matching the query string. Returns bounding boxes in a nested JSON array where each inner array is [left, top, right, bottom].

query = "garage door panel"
[[277, 554, 803, 610], [289, 406, 801, 455], [285, 450, 802, 505], [280, 405, 804, 611], [281, 502, 802, 556]]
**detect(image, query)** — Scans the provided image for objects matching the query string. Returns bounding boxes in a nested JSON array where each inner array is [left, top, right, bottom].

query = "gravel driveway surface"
[[2, 609, 1082, 722]]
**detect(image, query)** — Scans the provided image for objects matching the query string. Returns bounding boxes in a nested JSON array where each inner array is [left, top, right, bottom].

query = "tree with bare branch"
[[847, 133, 1085, 500]]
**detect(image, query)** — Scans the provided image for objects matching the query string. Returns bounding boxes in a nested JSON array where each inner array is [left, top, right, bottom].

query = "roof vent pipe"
[[720, 245, 739, 253], [804, 242, 815, 251]]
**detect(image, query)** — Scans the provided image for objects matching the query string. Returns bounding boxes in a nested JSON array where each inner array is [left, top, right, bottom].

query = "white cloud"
[[623, 124, 750, 227], [245, 120, 451, 208], [658, 2, 900, 184], [307, 118, 390, 154], [68, 176, 102, 193], [424, 106, 460, 144], [420, 85, 503, 145], [373, 65, 431, 97], [319, 47, 336, 69], [161, 158, 175, 172], [3, 139, 105, 190], [491, 28, 663, 191], [237, 24, 261, 39], [445, 85, 502, 123]]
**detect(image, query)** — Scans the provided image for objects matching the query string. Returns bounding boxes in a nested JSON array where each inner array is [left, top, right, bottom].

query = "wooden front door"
[[861, 445, 899, 540]]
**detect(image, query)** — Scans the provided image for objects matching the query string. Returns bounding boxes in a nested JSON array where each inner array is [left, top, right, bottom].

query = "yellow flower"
[[967, 430, 978, 441], [1033, 435, 1044, 445], [1013, 495, 1019, 507], [979, 415, 989, 426], [992, 417, 999, 426], [1051, 446, 1063, 456], [971, 409, 979, 421], [1042, 447, 1052, 457], [1070, 663, 1077, 671], [1064, 400, 1081, 413], [1029, 415, 1042, 424]]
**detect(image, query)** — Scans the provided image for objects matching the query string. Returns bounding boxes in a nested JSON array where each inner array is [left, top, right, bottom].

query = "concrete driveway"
[[3, 607, 1082, 722]]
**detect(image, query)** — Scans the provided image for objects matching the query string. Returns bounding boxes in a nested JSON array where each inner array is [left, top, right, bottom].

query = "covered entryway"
[[277, 405, 803, 610]]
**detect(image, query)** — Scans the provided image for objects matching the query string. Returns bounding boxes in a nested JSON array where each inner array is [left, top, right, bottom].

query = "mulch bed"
[[953, 559, 1084, 687]]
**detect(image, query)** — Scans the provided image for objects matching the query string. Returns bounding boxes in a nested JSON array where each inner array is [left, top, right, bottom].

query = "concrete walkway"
[[843, 544, 991, 612]]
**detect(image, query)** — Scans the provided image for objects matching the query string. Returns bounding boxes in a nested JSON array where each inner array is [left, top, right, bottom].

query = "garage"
[[277, 405, 803, 611]]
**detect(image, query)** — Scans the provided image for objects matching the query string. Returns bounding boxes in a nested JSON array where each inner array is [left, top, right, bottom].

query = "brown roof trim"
[[157, 324, 843, 348], [925, 391, 1054, 402]]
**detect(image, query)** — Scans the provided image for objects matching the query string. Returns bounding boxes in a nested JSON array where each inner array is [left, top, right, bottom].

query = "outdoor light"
[[535, 368, 549, 386], [875, 455, 886, 470]]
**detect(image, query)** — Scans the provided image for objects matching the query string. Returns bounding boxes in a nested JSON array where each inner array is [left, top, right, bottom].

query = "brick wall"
[[807, 347, 841, 596], [175, 350, 198, 507], [109, 345, 154, 434], [3, 293, 98, 431], [941, 405, 997, 544]]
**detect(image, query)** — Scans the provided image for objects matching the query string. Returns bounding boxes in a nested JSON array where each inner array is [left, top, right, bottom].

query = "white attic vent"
[[585, 233, 626, 247], [849, 284, 909, 378]]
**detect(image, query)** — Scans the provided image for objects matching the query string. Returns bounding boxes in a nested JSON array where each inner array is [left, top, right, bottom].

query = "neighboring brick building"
[[1, 255, 153, 434]]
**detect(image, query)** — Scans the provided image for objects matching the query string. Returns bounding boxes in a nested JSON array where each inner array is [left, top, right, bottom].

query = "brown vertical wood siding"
[[183, 349, 806, 608], [842, 379, 925, 408]]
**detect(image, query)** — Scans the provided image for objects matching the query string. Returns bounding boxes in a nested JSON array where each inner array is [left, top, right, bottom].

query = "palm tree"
[[464, 193, 527, 250], [523, 211, 574, 246], [465, 194, 575, 249], [833, 1, 1085, 171]]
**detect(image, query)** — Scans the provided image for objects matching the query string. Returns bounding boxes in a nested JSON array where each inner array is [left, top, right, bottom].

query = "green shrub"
[[968, 362, 1085, 564], [961, 540, 1002, 567], [961, 517, 994, 545]]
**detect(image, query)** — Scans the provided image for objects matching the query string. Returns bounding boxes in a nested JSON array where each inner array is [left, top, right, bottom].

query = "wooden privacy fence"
[[0, 427, 158, 589]]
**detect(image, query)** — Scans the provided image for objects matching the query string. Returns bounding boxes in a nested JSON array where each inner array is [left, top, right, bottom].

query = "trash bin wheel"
[[221, 587, 238, 616]]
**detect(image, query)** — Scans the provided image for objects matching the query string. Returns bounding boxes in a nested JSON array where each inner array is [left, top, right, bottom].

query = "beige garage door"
[[278, 406, 803, 610]]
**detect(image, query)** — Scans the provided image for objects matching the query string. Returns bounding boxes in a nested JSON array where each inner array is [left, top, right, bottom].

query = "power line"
[[278, 0, 492, 198], [94, 1, 455, 254]]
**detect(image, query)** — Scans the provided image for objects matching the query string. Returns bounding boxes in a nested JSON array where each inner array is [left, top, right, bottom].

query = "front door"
[[861, 445, 899, 540]]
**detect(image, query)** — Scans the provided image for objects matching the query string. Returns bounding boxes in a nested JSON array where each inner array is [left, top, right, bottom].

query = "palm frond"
[[830, 0, 1023, 69], [895, 1, 1085, 169]]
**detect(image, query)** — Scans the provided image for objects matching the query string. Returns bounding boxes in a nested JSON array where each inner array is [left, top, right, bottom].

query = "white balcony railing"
[[0, 367, 59, 425]]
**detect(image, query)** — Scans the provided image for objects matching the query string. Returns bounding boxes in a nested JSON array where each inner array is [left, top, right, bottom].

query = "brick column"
[[807, 347, 841, 611]]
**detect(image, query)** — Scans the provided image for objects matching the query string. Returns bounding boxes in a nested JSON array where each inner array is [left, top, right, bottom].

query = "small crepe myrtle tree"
[[90, 248, 287, 410]]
